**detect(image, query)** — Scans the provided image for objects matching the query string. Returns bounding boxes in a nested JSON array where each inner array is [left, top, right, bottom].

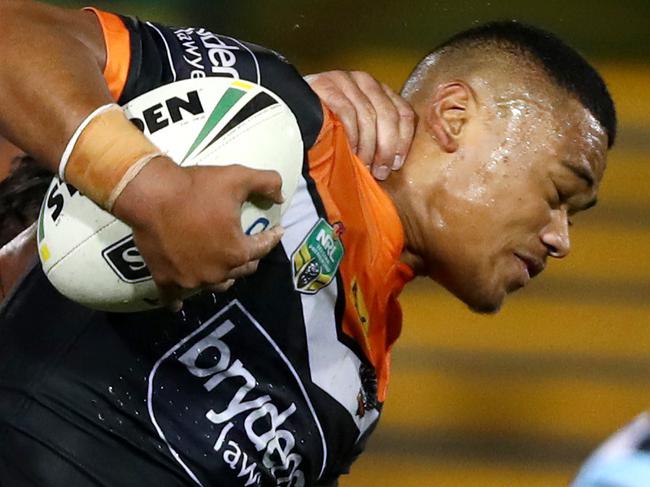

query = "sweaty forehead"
[[485, 84, 608, 187], [498, 87, 606, 160], [556, 97, 608, 180]]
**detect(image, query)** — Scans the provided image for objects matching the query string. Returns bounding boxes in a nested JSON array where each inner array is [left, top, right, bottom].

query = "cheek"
[[427, 194, 502, 270], [490, 167, 552, 228], [500, 197, 552, 247]]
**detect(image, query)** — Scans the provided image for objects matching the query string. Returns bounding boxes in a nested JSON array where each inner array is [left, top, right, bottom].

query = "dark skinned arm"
[[0, 1, 285, 309]]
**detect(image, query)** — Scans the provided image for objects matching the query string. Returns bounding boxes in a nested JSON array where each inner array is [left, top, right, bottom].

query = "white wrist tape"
[[105, 151, 164, 211], [58, 103, 119, 181]]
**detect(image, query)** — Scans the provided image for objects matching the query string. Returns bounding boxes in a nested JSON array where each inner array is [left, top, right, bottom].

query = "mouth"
[[515, 253, 545, 280]]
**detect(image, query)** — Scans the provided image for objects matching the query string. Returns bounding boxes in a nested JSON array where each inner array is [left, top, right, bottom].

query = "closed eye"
[[563, 161, 595, 189]]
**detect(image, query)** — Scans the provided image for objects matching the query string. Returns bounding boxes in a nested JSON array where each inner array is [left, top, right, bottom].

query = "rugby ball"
[[37, 78, 303, 312]]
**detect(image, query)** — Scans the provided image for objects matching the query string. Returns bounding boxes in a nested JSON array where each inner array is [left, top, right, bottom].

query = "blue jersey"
[[572, 413, 650, 487]]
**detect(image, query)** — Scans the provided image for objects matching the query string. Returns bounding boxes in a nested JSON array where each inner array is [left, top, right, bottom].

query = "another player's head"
[[0, 155, 51, 246], [386, 21, 616, 313]]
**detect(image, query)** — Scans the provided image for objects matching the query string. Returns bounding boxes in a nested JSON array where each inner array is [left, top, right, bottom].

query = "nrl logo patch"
[[291, 218, 344, 294]]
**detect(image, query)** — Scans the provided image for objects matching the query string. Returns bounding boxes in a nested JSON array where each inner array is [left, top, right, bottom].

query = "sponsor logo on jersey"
[[102, 236, 152, 283], [173, 27, 260, 83], [148, 301, 326, 486], [291, 219, 344, 295]]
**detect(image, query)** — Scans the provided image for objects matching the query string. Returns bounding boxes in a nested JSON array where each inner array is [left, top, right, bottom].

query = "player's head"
[[388, 21, 616, 313], [0, 154, 51, 246]]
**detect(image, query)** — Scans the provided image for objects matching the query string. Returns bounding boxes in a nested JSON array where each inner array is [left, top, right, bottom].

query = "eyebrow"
[[578, 197, 598, 212], [563, 161, 595, 188]]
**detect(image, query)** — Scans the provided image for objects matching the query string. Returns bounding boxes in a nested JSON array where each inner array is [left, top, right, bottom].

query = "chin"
[[467, 300, 502, 315], [463, 288, 505, 315], [431, 267, 506, 314]]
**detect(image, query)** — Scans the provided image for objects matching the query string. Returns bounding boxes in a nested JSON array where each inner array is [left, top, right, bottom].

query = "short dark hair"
[[435, 21, 617, 148], [0, 155, 52, 246]]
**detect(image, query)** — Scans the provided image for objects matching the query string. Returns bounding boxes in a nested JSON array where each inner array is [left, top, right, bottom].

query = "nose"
[[541, 208, 571, 258]]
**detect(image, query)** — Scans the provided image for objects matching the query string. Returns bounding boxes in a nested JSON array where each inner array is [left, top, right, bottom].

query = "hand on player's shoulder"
[[305, 70, 416, 180]]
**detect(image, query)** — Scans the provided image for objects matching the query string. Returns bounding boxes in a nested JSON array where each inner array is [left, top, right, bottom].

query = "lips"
[[515, 253, 545, 279]]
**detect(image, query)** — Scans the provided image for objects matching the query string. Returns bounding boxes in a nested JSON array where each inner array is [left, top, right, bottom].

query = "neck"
[[378, 169, 428, 275], [377, 118, 454, 277]]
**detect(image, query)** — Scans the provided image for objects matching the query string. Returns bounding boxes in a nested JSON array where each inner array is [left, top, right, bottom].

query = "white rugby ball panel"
[[47, 222, 159, 312], [38, 179, 116, 275]]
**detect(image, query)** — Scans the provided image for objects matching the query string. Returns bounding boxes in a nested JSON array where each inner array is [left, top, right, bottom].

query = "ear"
[[426, 81, 473, 153]]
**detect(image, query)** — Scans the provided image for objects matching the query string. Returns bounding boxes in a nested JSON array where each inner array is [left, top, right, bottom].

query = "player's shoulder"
[[572, 413, 650, 487], [91, 9, 323, 149]]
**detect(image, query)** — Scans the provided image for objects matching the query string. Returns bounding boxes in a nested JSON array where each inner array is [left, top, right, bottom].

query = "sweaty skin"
[[381, 52, 608, 313]]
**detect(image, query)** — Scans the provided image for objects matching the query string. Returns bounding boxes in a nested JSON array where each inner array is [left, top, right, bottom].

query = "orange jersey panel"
[[85, 8, 130, 101], [308, 105, 414, 401]]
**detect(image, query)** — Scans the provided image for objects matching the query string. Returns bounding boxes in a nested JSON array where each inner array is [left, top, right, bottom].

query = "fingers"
[[129, 162, 288, 315], [306, 71, 376, 166], [349, 71, 400, 180], [207, 279, 235, 293], [381, 83, 416, 171], [227, 260, 259, 280], [239, 167, 284, 204], [157, 260, 258, 311], [307, 74, 361, 153], [341, 74, 378, 169], [307, 71, 416, 181], [156, 229, 278, 311], [245, 225, 284, 261], [157, 283, 184, 312]]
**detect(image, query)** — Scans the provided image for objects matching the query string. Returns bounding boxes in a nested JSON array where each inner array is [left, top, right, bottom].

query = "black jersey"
[[0, 9, 413, 487]]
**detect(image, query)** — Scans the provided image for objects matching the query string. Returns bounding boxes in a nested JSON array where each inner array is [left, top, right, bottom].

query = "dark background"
[[58, 0, 650, 67]]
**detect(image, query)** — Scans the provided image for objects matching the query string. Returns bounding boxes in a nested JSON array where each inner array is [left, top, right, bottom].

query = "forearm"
[[0, 0, 111, 172]]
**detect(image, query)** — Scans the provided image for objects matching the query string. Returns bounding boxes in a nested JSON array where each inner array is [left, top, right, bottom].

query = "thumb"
[[157, 283, 184, 312], [246, 225, 285, 261], [241, 167, 284, 205]]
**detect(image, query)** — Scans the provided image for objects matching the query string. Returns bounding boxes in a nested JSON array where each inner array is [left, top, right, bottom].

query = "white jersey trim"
[[281, 175, 380, 439]]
